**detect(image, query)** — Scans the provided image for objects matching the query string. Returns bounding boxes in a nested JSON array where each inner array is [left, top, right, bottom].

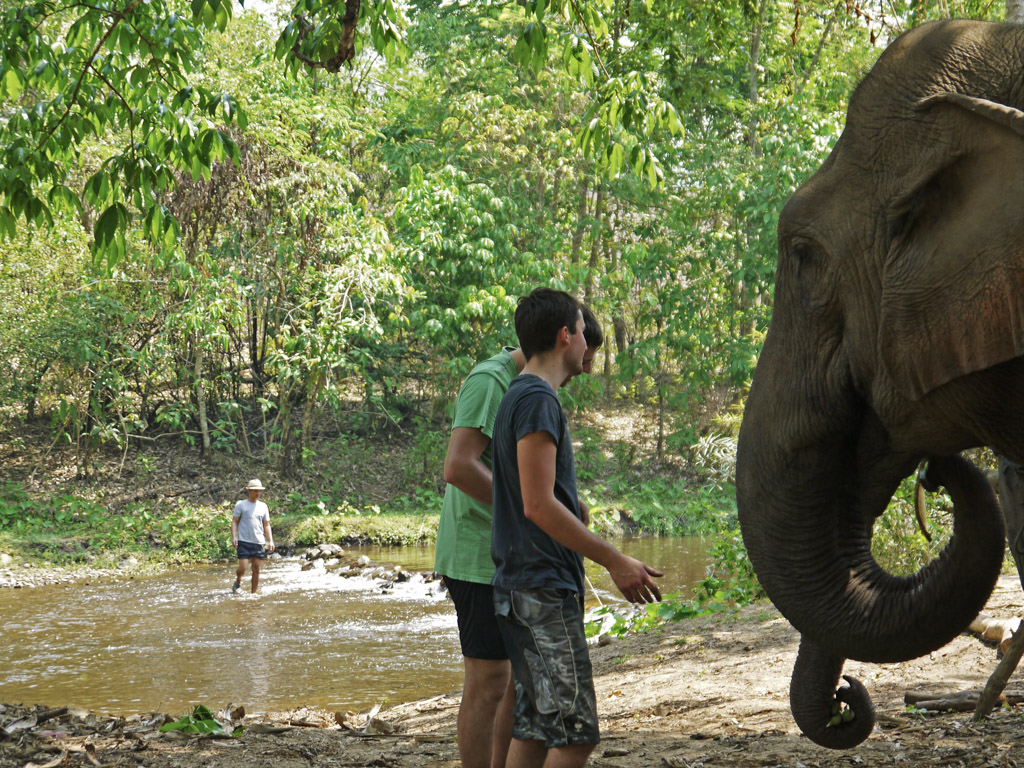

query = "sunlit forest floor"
[[1, 396, 693, 502]]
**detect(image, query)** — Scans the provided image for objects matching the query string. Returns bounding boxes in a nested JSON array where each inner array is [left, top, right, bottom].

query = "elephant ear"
[[879, 93, 1024, 402]]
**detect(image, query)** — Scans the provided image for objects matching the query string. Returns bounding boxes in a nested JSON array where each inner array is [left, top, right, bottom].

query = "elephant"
[[736, 19, 1024, 750]]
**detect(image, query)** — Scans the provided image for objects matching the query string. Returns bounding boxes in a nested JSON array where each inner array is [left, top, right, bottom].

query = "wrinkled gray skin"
[[737, 19, 1024, 750]]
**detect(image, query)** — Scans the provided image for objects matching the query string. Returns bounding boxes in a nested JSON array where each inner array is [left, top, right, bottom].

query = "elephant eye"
[[787, 240, 830, 312], [791, 242, 815, 274]]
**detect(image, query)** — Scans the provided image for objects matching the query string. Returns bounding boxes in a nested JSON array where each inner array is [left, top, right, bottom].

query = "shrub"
[[291, 508, 439, 547]]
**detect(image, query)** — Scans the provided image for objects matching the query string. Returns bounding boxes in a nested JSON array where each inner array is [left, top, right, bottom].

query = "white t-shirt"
[[233, 499, 270, 545]]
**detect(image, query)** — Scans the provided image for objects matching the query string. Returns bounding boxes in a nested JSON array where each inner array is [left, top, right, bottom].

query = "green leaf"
[[215, 1, 230, 33], [84, 171, 111, 206], [0, 209, 15, 239], [120, 26, 134, 57], [158, 705, 232, 736], [646, 155, 660, 189], [94, 203, 126, 250], [219, 131, 240, 163], [91, 203, 128, 272], [48, 185, 81, 214], [143, 203, 164, 239], [512, 34, 531, 69], [607, 142, 624, 177], [3, 68, 24, 99]]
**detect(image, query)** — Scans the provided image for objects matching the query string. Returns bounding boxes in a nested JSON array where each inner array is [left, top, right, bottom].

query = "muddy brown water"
[[0, 537, 709, 717]]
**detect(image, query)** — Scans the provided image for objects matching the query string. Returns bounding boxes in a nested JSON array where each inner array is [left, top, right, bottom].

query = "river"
[[0, 537, 710, 717]]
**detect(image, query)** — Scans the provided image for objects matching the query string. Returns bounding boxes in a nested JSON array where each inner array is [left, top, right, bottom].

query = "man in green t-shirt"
[[434, 306, 603, 768]]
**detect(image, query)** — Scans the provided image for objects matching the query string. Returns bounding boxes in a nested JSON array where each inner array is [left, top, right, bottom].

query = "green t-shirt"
[[434, 347, 519, 584]]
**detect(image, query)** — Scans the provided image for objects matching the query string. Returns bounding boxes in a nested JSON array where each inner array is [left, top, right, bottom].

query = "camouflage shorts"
[[493, 587, 600, 747]]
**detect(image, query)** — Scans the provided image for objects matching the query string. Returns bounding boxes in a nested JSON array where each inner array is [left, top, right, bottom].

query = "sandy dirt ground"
[[5, 575, 1024, 768]]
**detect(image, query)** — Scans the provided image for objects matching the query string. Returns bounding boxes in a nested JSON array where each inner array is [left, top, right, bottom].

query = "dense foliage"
[[0, 0, 1009, 550]]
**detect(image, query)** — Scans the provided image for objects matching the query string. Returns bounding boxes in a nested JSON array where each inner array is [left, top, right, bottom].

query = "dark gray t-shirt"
[[490, 374, 585, 595]]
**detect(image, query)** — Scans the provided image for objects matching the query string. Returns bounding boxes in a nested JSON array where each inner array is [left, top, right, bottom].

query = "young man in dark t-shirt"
[[490, 288, 663, 768], [434, 304, 606, 768]]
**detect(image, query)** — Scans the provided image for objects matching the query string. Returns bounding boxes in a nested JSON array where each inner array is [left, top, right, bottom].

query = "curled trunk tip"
[[790, 638, 876, 749]]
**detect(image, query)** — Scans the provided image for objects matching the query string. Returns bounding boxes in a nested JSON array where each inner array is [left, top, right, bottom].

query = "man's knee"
[[549, 742, 596, 767], [463, 659, 511, 704]]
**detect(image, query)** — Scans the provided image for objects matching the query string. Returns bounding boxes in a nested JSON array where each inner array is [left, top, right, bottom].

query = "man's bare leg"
[[506, 736, 595, 768], [459, 657, 512, 768], [506, 737, 547, 768], [250, 558, 262, 593], [544, 744, 595, 768], [492, 675, 515, 768], [234, 558, 249, 591]]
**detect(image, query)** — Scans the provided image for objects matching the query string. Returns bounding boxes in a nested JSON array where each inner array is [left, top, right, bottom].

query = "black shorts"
[[443, 576, 508, 660], [237, 540, 266, 560]]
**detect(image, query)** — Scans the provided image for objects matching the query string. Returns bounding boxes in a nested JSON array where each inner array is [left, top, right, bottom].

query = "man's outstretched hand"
[[608, 555, 663, 604]]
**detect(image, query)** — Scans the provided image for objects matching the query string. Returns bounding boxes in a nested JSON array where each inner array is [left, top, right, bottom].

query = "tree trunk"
[[584, 180, 605, 301], [194, 335, 211, 457], [297, 377, 320, 470], [570, 176, 590, 265], [656, 317, 665, 461], [746, 0, 769, 156], [974, 625, 1024, 719], [612, 315, 627, 356], [277, 400, 295, 477]]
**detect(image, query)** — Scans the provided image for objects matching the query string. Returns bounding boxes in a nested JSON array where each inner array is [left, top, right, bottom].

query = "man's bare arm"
[[517, 432, 662, 603], [443, 426, 494, 506]]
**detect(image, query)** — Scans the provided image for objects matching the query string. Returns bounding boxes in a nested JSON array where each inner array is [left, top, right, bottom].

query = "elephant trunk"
[[787, 451, 1002, 749], [741, 444, 1003, 667], [790, 637, 874, 749], [738, 413, 1004, 749]]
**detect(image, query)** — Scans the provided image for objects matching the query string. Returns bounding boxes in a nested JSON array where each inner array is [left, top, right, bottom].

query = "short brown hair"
[[581, 305, 603, 349], [514, 288, 581, 360]]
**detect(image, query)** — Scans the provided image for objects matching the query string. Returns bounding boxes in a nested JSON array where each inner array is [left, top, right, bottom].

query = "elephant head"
[[737, 19, 1024, 749]]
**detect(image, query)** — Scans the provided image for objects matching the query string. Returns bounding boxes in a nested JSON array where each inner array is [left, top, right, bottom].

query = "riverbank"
[[0, 563, 133, 589], [4, 575, 1024, 767], [0, 555, 167, 588], [0, 403, 732, 576]]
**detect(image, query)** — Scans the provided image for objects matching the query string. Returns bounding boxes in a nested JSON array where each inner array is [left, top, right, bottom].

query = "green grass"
[[0, 481, 440, 566], [289, 509, 439, 547]]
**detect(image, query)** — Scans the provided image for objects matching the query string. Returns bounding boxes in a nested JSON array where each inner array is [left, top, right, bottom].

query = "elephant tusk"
[[914, 464, 933, 543]]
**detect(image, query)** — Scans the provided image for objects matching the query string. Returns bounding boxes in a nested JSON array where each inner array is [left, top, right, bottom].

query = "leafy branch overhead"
[[0, 0, 246, 269], [512, 0, 680, 187], [2, 0, 981, 494], [275, 0, 409, 73], [0, 0, 678, 267]]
